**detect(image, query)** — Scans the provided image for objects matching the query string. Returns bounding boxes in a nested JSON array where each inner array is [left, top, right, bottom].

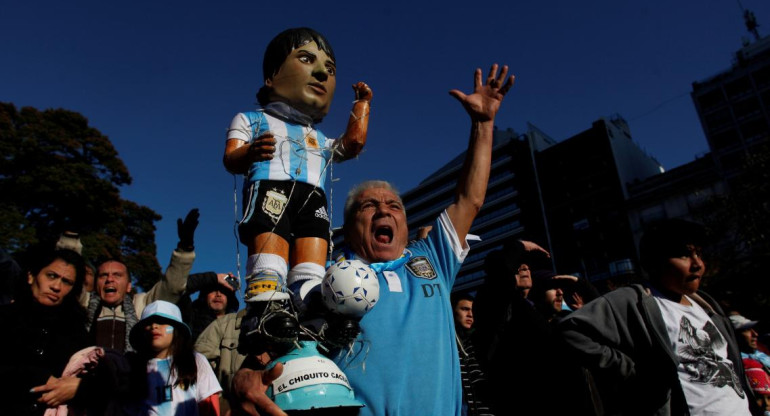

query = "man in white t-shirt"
[[560, 219, 756, 415]]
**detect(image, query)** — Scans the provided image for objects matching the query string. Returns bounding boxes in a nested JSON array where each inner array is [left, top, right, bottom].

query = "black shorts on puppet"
[[238, 180, 331, 244]]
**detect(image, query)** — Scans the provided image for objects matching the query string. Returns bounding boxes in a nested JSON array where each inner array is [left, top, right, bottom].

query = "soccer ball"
[[322, 259, 380, 318]]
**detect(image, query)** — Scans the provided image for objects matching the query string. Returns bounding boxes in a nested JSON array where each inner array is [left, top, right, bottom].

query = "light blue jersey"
[[227, 111, 336, 190], [135, 353, 221, 416], [334, 211, 467, 416]]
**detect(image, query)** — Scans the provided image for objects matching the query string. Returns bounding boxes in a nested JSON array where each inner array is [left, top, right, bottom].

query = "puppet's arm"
[[223, 134, 277, 175], [333, 82, 372, 161]]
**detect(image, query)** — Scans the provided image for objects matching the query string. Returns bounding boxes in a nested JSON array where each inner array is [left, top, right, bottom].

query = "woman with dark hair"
[[0, 249, 89, 415], [126, 300, 221, 415]]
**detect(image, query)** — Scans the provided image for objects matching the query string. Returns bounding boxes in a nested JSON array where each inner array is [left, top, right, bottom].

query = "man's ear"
[[27, 272, 34, 285], [265, 77, 273, 88], [127, 281, 133, 294]]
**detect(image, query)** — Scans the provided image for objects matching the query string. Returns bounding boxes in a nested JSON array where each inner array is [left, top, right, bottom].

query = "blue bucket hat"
[[129, 300, 191, 350]]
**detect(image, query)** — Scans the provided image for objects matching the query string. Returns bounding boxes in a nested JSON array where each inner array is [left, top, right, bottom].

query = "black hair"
[[451, 292, 475, 309], [28, 248, 86, 303], [168, 329, 198, 390], [639, 218, 708, 278], [256, 27, 336, 106]]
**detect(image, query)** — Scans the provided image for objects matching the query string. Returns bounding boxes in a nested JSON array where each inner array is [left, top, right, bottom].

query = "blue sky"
[[3, 0, 769, 283]]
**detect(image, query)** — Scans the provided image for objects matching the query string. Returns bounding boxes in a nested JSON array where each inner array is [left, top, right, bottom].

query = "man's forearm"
[[146, 249, 195, 303], [447, 119, 495, 241]]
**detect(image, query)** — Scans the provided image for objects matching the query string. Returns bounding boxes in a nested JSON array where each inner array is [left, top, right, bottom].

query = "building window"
[[697, 89, 726, 112], [733, 96, 761, 121], [705, 107, 733, 132], [710, 129, 741, 151], [640, 205, 666, 225], [740, 118, 769, 143], [687, 188, 713, 208], [725, 76, 753, 101], [752, 65, 770, 89]]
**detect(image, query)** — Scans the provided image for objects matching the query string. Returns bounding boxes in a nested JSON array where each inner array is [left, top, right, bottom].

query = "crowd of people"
[[2, 25, 769, 416]]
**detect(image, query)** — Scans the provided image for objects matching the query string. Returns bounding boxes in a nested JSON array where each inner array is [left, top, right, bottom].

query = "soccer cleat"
[[238, 300, 299, 356]]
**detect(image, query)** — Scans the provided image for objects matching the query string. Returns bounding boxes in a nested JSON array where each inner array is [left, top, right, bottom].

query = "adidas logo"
[[315, 206, 329, 221]]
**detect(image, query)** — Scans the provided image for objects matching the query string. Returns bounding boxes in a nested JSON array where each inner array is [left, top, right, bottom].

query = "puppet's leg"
[[287, 237, 328, 311], [289, 238, 361, 347], [244, 233, 291, 302], [239, 232, 298, 356]]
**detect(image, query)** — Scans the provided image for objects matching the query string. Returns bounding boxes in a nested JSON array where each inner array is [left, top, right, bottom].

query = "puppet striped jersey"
[[227, 111, 336, 190]]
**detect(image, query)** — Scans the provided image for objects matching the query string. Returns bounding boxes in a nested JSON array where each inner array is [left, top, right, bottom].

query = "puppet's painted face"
[[266, 41, 336, 120]]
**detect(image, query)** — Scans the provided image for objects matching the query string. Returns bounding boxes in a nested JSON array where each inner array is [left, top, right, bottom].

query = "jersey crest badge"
[[263, 188, 288, 223], [305, 134, 319, 148], [406, 256, 437, 280]]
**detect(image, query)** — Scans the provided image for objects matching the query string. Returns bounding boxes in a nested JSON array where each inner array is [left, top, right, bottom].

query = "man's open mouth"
[[374, 225, 393, 244], [104, 287, 117, 293]]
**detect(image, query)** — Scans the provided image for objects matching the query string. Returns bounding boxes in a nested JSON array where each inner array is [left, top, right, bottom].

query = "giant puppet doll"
[[223, 27, 371, 352]]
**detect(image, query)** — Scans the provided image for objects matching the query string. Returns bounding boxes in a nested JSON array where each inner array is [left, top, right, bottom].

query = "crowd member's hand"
[[571, 291, 585, 309], [416, 225, 433, 240], [520, 240, 550, 257], [553, 274, 579, 283], [31, 376, 81, 407], [177, 208, 200, 251], [232, 364, 287, 416], [217, 273, 237, 291], [249, 132, 277, 162]]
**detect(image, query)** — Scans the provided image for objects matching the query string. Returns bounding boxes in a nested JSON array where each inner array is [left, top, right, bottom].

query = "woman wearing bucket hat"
[[127, 300, 222, 415]]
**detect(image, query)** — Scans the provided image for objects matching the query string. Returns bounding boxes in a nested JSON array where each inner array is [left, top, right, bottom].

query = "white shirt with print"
[[654, 294, 750, 415]]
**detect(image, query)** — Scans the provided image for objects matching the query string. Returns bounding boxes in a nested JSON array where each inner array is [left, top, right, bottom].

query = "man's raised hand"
[[449, 64, 514, 122]]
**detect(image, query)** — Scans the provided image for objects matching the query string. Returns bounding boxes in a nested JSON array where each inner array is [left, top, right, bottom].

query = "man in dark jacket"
[[178, 271, 239, 341], [560, 219, 755, 415]]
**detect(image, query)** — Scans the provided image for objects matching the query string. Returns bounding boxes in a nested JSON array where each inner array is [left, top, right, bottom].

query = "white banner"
[[271, 356, 352, 394]]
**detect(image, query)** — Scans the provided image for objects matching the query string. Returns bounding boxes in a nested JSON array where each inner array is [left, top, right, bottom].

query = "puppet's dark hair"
[[257, 27, 336, 106]]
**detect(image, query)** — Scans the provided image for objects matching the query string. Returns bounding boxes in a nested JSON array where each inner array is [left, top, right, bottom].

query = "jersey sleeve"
[[227, 113, 252, 142], [416, 210, 470, 287], [194, 352, 222, 402]]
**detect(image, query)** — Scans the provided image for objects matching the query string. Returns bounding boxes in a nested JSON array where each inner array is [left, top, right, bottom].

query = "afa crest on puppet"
[[322, 259, 379, 318]]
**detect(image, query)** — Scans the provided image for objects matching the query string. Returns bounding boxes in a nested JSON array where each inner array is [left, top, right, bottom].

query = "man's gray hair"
[[343, 180, 402, 221]]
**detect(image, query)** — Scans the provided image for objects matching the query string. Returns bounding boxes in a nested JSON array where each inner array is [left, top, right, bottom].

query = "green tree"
[[0, 102, 162, 291]]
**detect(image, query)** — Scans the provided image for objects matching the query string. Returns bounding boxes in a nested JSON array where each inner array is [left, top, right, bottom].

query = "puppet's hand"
[[449, 64, 514, 122], [249, 132, 277, 162], [352, 82, 373, 102]]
